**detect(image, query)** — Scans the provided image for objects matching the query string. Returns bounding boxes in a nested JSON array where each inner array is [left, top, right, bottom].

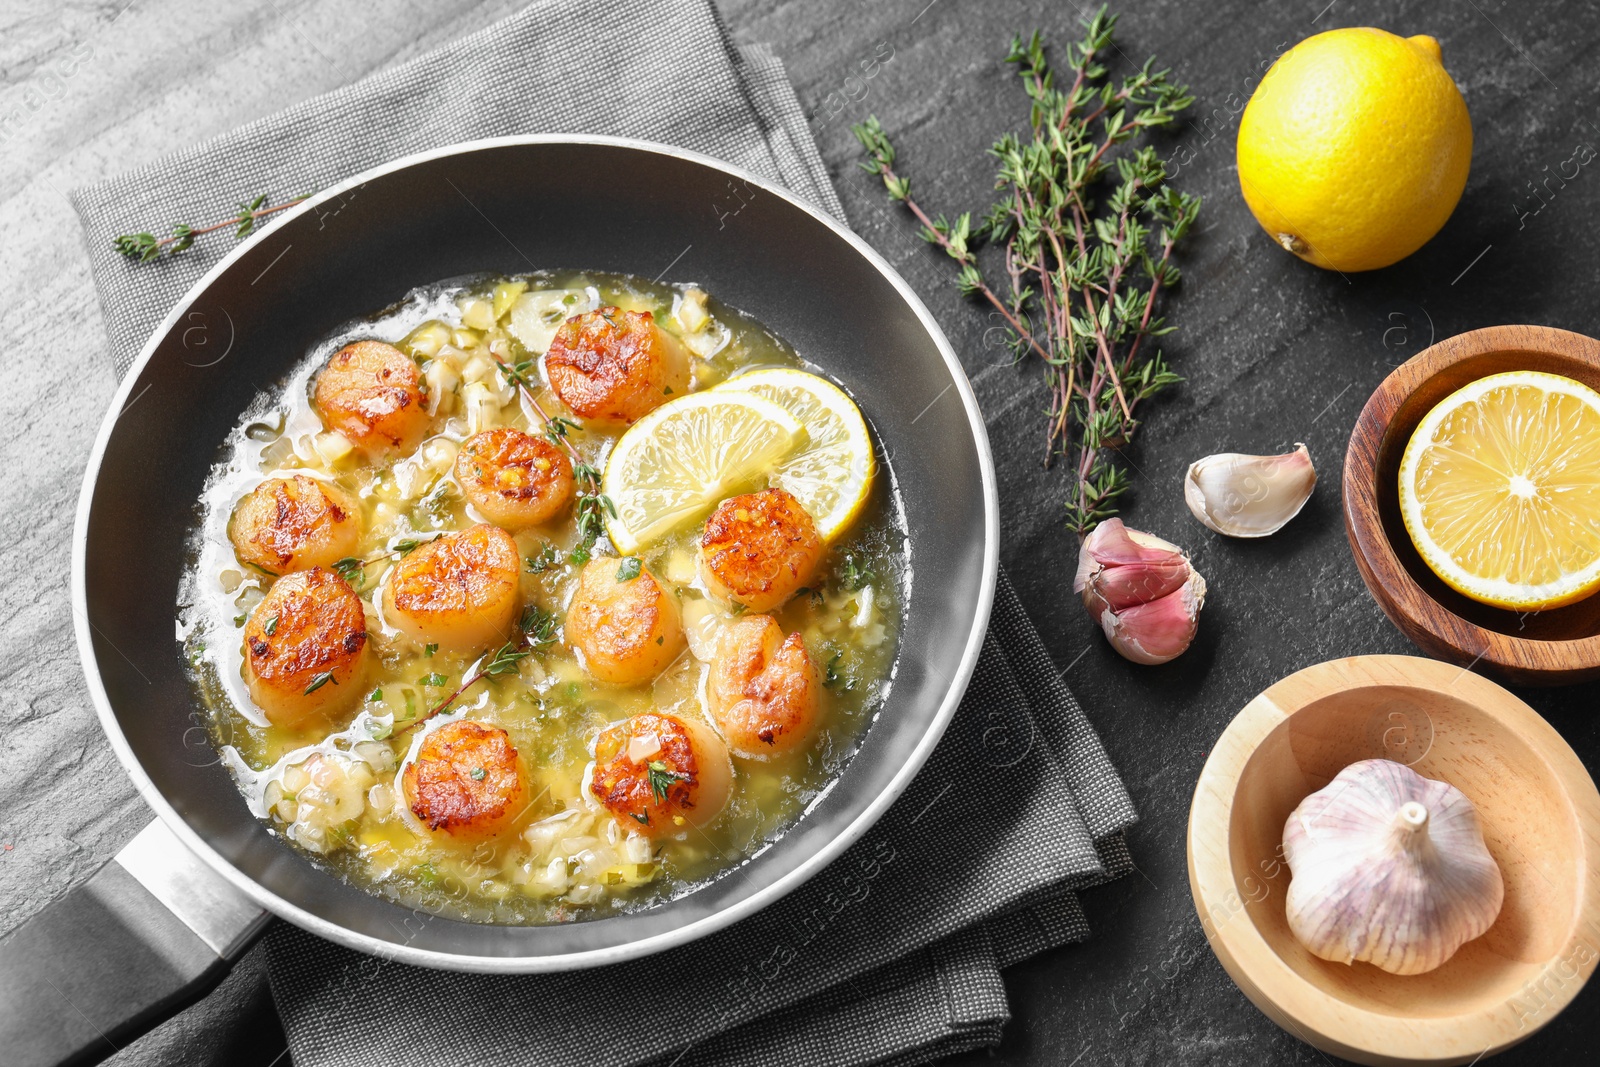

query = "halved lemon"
[[716, 367, 876, 541], [602, 392, 805, 553], [1398, 370, 1600, 610]]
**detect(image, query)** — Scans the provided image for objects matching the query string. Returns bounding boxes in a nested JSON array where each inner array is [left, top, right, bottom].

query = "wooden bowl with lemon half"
[[1344, 324, 1600, 684], [1188, 654, 1600, 1066]]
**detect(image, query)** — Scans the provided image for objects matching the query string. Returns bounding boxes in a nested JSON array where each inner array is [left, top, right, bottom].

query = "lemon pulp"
[[602, 392, 805, 553], [1398, 371, 1600, 609]]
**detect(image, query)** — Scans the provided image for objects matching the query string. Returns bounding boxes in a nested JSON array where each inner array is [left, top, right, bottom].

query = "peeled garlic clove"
[[1074, 519, 1206, 663], [1184, 443, 1316, 537], [1098, 569, 1207, 664], [1282, 758, 1503, 976]]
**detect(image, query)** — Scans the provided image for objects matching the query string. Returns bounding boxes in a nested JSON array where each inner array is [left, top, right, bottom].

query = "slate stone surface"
[[4, 1, 1599, 1064]]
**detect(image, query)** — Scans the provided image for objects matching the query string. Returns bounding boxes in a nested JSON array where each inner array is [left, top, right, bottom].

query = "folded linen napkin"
[[70, 2, 1138, 1063]]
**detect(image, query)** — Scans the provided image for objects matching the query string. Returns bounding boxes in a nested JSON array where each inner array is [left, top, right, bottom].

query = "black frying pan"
[[2, 137, 996, 1066]]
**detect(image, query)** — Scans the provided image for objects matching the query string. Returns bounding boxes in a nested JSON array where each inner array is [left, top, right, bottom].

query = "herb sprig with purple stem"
[[854, 6, 1200, 533], [113, 193, 309, 263]]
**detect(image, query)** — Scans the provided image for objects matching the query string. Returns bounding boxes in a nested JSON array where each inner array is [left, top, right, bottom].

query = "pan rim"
[[71, 133, 999, 972]]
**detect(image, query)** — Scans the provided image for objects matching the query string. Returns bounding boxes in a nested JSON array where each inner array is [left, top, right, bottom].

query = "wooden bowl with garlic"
[[1344, 324, 1600, 685], [1188, 655, 1600, 1066]]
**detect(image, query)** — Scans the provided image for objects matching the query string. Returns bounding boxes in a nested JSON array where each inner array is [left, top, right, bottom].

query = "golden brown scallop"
[[706, 614, 823, 759], [564, 558, 686, 687], [544, 307, 689, 424], [312, 340, 430, 458], [382, 523, 520, 653], [242, 567, 370, 727], [454, 427, 574, 529], [403, 719, 525, 838], [698, 488, 824, 613], [229, 475, 363, 575], [589, 712, 731, 836]]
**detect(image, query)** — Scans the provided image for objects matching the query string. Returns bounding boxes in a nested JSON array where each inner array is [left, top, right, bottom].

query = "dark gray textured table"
[[5, 1, 1598, 1064]]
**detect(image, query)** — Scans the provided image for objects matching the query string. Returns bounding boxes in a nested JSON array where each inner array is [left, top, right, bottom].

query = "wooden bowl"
[[1188, 655, 1600, 1065], [1344, 324, 1600, 685]]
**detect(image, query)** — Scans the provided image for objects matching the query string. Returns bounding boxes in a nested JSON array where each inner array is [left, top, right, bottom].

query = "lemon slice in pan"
[[601, 392, 805, 553], [717, 367, 876, 541]]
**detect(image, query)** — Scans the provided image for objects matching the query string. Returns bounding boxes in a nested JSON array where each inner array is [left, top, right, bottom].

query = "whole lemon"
[[1237, 28, 1472, 272]]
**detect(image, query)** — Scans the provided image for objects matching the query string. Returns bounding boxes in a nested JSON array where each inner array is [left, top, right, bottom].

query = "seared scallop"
[[544, 307, 689, 424], [403, 719, 525, 838], [229, 475, 362, 575], [706, 614, 823, 759], [454, 427, 574, 530], [312, 340, 429, 458], [698, 488, 824, 613], [243, 567, 370, 727], [382, 523, 519, 653], [589, 712, 731, 836], [564, 558, 686, 687]]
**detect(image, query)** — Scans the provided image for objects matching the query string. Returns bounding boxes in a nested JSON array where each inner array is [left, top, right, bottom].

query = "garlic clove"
[[1098, 569, 1207, 664], [1184, 443, 1316, 538], [1074, 519, 1206, 663], [1282, 758, 1504, 976], [1074, 519, 1193, 620]]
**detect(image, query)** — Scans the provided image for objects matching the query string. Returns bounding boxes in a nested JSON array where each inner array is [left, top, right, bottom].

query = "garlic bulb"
[[1073, 519, 1206, 665], [1184, 443, 1316, 537], [1283, 758, 1503, 976]]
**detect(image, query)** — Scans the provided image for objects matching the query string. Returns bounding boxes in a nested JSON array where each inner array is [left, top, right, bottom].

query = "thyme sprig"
[[854, 6, 1200, 533], [647, 760, 688, 804], [395, 605, 559, 736], [112, 193, 310, 263], [494, 356, 616, 564], [329, 536, 437, 590]]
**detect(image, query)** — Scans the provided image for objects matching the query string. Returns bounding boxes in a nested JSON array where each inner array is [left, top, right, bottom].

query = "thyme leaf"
[[647, 760, 688, 805]]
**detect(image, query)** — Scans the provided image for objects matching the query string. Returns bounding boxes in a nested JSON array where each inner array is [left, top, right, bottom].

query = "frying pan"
[[2, 137, 997, 1066]]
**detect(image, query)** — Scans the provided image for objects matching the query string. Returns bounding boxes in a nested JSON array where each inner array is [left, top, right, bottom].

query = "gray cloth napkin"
[[69, 2, 1138, 1064]]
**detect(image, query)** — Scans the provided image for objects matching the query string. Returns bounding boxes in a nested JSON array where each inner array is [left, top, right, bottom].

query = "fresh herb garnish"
[[824, 650, 845, 688], [470, 767, 486, 781], [519, 605, 560, 650], [232, 613, 247, 627], [369, 719, 393, 741], [647, 760, 688, 805], [482, 641, 530, 677], [331, 556, 366, 586], [367, 687, 383, 702], [525, 543, 562, 573], [393, 538, 426, 555], [303, 670, 338, 695], [113, 192, 310, 263], [424, 643, 438, 658], [630, 811, 651, 826], [420, 672, 448, 687], [616, 557, 642, 582], [264, 614, 279, 636], [493, 357, 615, 564], [839, 549, 875, 592], [854, 6, 1199, 533]]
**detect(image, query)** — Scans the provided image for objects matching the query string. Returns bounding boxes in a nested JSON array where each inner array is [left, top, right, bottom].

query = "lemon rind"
[[715, 367, 876, 541]]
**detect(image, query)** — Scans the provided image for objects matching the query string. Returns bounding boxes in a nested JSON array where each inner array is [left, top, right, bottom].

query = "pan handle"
[[0, 818, 270, 1067]]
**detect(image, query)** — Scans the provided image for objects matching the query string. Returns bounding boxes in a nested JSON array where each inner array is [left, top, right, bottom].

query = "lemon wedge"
[[602, 392, 805, 553], [716, 367, 876, 541], [1398, 370, 1600, 610]]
